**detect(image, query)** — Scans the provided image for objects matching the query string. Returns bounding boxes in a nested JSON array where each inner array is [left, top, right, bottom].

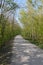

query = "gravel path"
[[11, 35, 43, 65]]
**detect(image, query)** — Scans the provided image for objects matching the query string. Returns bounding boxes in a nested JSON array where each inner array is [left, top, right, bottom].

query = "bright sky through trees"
[[14, 0, 43, 28], [14, 0, 27, 28]]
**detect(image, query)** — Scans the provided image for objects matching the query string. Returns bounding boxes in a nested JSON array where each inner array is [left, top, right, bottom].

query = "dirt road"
[[11, 35, 43, 65]]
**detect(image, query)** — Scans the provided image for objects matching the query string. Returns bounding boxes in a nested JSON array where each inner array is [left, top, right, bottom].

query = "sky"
[[14, 0, 42, 17], [14, 0, 42, 28], [14, 0, 26, 7], [14, 0, 27, 17], [14, 0, 27, 28], [0, 0, 42, 28], [0, 0, 26, 28]]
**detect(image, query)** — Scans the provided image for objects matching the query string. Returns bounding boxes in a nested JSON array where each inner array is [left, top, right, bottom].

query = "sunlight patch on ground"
[[21, 44, 30, 46], [36, 54, 43, 58], [23, 49, 30, 53], [23, 64, 29, 65], [20, 56, 30, 62]]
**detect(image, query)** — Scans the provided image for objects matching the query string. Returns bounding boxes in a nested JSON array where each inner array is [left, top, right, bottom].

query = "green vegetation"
[[0, 14, 21, 47], [0, 0, 43, 49], [0, 0, 21, 47], [20, 0, 43, 49]]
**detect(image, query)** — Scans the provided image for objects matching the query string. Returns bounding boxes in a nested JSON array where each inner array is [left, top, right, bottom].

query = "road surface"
[[0, 35, 43, 65], [11, 35, 43, 65]]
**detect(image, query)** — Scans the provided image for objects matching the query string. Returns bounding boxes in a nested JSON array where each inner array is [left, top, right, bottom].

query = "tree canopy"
[[20, 0, 43, 48]]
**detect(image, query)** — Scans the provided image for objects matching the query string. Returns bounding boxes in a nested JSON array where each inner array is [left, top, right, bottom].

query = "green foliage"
[[20, 0, 43, 49], [0, 0, 20, 47], [0, 0, 18, 13], [0, 15, 21, 47]]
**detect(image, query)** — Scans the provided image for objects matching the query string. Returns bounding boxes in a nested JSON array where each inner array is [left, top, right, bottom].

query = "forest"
[[20, 0, 43, 48], [0, 0, 43, 49], [0, 0, 43, 65], [0, 0, 21, 47]]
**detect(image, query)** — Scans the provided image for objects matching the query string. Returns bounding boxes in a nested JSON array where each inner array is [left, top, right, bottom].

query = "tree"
[[20, 0, 43, 48], [0, 0, 18, 44]]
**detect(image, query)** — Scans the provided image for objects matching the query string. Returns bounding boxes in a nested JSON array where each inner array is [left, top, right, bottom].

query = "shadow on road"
[[0, 39, 14, 65], [0, 35, 43, 65]]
